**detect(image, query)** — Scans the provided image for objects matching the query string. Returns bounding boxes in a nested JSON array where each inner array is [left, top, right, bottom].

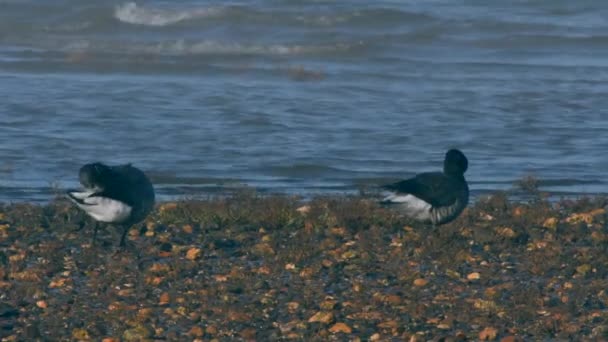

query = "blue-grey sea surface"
[[1, 0, 607, 202]]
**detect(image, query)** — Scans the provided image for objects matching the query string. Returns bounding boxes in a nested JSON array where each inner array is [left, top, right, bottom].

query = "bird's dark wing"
[[382, 172, 461, 207], [107, 164, 155, 207], [85, 182, 141, 208]]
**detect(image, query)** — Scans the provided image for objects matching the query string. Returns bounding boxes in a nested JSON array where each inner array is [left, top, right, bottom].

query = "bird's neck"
[[445, 171, 465, 180]]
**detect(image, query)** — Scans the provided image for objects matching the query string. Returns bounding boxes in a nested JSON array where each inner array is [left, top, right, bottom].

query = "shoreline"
[[0, 192, 607, 340]]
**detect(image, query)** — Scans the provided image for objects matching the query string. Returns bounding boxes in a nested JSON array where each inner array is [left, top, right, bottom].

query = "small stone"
[[189, 326, 204, 337], [252, 243, 275, 256], [408, 334, 425, 342], [214, 275, 229, 282], [467, 272, 481, 281], [413, 278, 428, 287], [340, 250, 357, 260], [320, 299, 338, 310], [543, 217, 558, 230], [186, 248, 202, 260], [330, 227, 347, 236], [377, 320, 398, 329], [299, 267, 314, 278], [370, 333, 381, 341], [498, 227, 516, 238], [107, 302, 121, 311], [12, 271, 41, 282], [123, 325, 151, 341], [287, 302, 300, 312], [257, 266, 271, 275], [35, 300, 47, 309], [240, 327, 257, 339], [206, 325, 218, 335], [149, 263, 170, 273], [479, 327, 498, 341], [576, 264, 591, 275], [159, 292, 170, 305], [72, 328, 90, 340], [474, 299, 499, 312], [308, 311, 334, 324], [137, 308, 153, 320], [329, 323, 352, 334], [182, 224, 194, 234], [322, 259, 333, 268], [512, 206, 524, 217]]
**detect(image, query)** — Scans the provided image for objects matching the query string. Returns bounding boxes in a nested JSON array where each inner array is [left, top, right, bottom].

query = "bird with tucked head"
[[67, 162, 155, 247]]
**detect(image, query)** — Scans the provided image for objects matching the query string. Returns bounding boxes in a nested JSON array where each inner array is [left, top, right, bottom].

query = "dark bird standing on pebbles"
[[67, 162, 155, 247], [381, 149, 469, 225]]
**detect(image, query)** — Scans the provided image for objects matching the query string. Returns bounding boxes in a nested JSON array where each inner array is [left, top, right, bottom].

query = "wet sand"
[[0, 191, 607, 341]]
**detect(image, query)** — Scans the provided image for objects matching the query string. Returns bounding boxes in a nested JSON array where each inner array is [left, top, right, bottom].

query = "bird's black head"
[[443, 149, 468, 175], [79, 162, 113, 189]]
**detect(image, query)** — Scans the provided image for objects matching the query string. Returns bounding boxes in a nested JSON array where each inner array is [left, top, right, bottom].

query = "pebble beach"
[[1, 189, 607, 340]]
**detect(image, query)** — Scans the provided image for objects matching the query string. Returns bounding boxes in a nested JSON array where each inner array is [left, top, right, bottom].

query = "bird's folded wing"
[[382, 172, 459, 207]]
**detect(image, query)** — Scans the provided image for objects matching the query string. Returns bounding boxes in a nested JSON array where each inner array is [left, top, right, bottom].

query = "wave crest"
[[114, 2, 222, 26]]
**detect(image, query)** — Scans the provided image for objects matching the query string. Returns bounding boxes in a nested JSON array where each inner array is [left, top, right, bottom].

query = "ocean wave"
[[296, 8, 433, 26], [114, 39, 362, 56], [114, 2, 223, 26]]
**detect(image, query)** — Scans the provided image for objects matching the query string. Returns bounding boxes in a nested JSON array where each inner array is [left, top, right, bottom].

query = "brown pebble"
[[308, 311, 334, 324], [159, 292, 170, 305], [182, 224, 194, 234], [322, 259, 334, 268], [137, 308, 153, 319], [206, 325, 218, 335], [186, 247, 202, 260], [287, 302, 300, 312], [329, 322, 352, 334], [413, 278, 428, 287], [188, 326, 204, 337], [543, 217, 558, 229], [72, 328, 90, 340], [467, 272, 481, 281], [257, 266, 271, 275], [240, 327, 257, 339], [299, 267, 314, 278], [370, 333, 381, 341], [479, 327, 498, 340]]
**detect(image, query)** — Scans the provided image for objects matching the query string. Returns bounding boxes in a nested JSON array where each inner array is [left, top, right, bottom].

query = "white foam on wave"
[[114, 2, 222, 26], [130, 39, 359, 56]]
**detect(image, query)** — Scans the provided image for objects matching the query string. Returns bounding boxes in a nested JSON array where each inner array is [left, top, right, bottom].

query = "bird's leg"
[[426, 223, 449, 254], [92, 221, 100, 246], [119, 225, 130, 247]]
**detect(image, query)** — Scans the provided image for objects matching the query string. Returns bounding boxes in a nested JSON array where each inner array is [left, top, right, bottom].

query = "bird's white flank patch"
[[76, 196, 132, 223], [382, 192, 432, 221]]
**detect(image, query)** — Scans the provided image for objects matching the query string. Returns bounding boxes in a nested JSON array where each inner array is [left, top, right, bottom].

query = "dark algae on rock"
[[0, 191, 607, 340]]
